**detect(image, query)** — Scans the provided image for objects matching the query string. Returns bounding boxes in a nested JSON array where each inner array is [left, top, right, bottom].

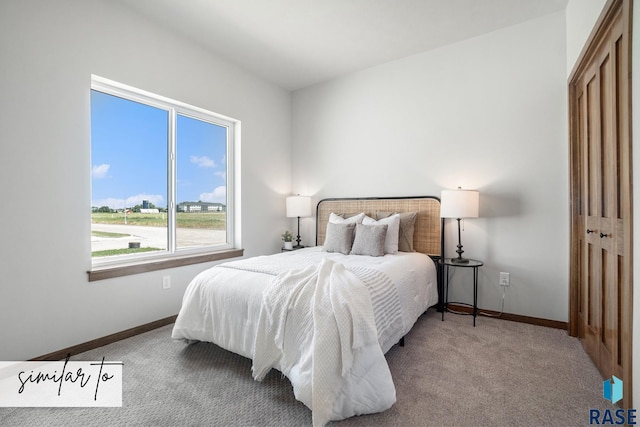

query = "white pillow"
[[329, 212, 365, 224], [362, 214, 400, 254]]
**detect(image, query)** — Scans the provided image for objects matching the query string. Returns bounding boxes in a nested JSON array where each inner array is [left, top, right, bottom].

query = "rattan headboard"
[[316, 196, 443, 258]]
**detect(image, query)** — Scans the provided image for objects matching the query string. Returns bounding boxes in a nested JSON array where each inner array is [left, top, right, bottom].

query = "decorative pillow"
[[350, 223, 388, 257], [329, 212, 365, 224], [362, 214, 400, 254], [322, 222, 356, 255], [376, 211, 417, 252]]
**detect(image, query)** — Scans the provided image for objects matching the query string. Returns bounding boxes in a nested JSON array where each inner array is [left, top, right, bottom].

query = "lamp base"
[[294, 216, 304, 249], [451, 218, 470, 264]]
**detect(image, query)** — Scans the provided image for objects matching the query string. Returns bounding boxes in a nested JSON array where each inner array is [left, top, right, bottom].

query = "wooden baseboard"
[[30, 315, 178, 361], [446, 304, 567, 330]]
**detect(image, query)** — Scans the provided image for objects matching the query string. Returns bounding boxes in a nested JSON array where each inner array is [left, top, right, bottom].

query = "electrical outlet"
[[162, 276, 171, 290], [499, 272, 510, 287]]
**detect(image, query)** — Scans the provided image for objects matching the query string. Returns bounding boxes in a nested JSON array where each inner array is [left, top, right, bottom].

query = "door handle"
[[600, 233, 609, 238], [586, 229, 595, 234]]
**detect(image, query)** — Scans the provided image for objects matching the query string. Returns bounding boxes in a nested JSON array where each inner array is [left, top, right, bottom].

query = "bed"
[[172, 196, 444, 426]]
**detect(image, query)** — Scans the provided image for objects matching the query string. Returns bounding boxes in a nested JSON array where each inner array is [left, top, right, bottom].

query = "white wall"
[[565, 0, 608, 75], [292, 11, 569, 321], [0, 0, 291, 360]]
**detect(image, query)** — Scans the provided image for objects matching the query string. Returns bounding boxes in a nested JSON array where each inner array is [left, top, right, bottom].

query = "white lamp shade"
[[286, 195, 311, 218], [440, 189, 479, 219]]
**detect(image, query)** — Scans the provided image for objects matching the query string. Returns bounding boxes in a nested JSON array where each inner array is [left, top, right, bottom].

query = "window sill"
[[87, 248, 244, 282]]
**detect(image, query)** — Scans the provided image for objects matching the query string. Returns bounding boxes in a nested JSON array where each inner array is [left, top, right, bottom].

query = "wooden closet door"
[[569, 0, 631, 408]]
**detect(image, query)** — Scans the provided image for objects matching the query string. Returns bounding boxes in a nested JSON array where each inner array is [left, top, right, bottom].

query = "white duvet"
[[172, 247, 438, 424], [253, 258, 395, 426]]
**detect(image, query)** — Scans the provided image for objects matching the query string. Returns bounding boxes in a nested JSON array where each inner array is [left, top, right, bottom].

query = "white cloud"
[[199, 186, 226, 204], [214, 171, 226, 181], [92, 197, 127, 210], [190, 155, 216, 168], [92, 164, 110, 179]]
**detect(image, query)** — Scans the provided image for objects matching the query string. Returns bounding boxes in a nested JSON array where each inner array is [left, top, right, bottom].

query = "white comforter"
[[252, 258, 395, 426], [172, 247, 438, 424]]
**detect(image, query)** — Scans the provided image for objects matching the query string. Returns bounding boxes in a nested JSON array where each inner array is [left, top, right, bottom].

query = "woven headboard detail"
[[316, 197, 443, 258]]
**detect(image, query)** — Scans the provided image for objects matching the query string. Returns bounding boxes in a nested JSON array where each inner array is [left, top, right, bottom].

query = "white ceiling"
[[116, 0, 569, 91]]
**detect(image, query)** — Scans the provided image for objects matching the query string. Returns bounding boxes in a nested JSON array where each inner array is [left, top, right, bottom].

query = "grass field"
[[91, 247, 163, 257], [92, 212, 226, 229], [91, 230, 130, 238]]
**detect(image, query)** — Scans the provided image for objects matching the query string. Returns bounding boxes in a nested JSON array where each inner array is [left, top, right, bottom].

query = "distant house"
[[140, 208, 160, 214], [177, 202, 226, 213]]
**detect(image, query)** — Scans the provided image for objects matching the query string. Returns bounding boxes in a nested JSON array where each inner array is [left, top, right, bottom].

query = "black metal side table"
[[439, 258, 484, 326]]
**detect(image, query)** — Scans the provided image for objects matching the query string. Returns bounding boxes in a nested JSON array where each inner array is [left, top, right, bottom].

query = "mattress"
[[172, 246, 438, 358]]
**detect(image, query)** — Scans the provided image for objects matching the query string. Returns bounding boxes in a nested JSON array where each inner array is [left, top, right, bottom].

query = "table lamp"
[[286, 195, 311, 248], [440, 187, 479, 263]]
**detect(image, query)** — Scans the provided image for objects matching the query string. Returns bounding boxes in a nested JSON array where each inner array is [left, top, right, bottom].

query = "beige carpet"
[[0, 309, 611, 426]]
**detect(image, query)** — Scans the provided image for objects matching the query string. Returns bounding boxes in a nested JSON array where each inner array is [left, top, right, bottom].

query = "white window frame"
[[89, 75, 240, 276]]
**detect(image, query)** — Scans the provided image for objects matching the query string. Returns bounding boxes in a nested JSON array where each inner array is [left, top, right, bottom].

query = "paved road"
[[91, 223, 226, 252]]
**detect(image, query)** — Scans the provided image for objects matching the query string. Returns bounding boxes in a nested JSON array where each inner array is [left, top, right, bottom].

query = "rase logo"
[[603, 375, 623, 405], [589, 376, 637, 425]]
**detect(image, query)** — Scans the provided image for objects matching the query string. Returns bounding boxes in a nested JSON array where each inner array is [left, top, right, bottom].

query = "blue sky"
[[91, 90, 227, 210]]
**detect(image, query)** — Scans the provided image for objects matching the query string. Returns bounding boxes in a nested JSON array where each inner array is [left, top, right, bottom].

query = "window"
[[90, 76, 239, 277]]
